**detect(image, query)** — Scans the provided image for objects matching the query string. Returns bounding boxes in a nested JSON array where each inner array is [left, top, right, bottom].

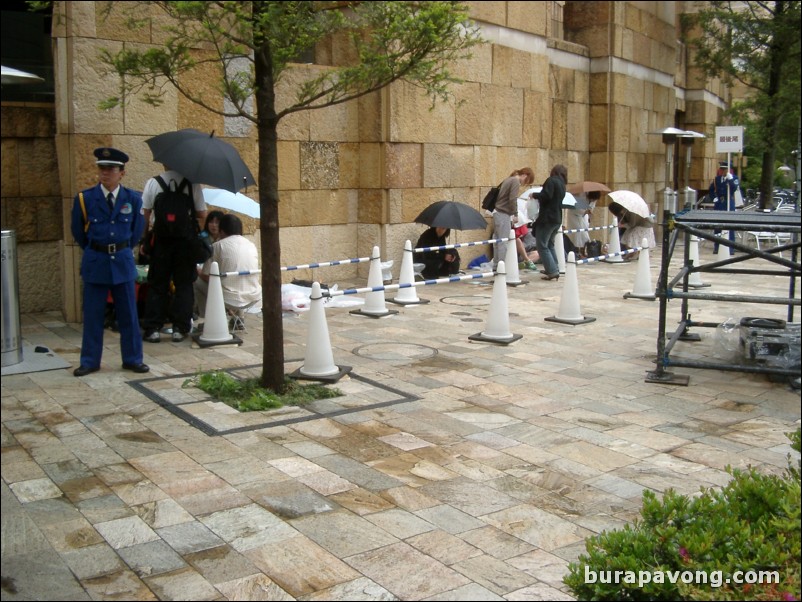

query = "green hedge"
[[564, 429, 801, 601]]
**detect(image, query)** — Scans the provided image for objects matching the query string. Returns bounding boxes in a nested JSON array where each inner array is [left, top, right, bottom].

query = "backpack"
[[584, 240, 603, 258], [152, 176, 196, 239], [482, 185, 500, 212]]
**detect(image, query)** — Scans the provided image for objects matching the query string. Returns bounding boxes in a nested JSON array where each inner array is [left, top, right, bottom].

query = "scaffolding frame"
[[646, 209, 801, 385]]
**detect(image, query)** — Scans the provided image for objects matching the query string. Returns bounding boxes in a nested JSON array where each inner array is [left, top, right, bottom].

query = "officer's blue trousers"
[[81, 280, 143, 368]]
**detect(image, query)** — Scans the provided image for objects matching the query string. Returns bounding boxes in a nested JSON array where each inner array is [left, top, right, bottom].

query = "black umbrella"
[[414, 201, 488, 230], [146, 129, 255, 193]]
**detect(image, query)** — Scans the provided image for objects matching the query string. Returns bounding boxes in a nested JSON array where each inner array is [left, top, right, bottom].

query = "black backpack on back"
[[152, 176, 196, 239], [482, 185, 500, 212]]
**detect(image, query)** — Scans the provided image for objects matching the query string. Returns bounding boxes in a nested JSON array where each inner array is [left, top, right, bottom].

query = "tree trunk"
[[757, 2, 786, 211], [255, 44, 286, 392]]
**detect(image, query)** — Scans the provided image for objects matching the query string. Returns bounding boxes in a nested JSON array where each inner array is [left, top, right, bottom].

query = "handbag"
[[192, 230, 214, 264]]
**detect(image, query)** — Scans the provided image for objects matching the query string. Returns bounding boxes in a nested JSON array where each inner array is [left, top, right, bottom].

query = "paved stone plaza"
[[2, 244, 800, 601]]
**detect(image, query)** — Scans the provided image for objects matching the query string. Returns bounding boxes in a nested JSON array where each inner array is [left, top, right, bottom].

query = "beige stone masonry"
[[358, 143, 384, 190], [70, 38, 124, 135], [385, 144, 423, 190]]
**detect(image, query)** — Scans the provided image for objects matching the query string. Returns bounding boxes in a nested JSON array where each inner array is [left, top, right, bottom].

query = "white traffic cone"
[[555, 226, 566, 274], [687, 236, 708, 288], [716, 235, 731, 263], [469, 261, 522, 345], [390, 240, 429, 305], [606, 217, 624, 263], [292, 282, 352, 382], [505, 229, 524, 286], [545, 252, 596, 325], [624, 238, 655, 300], [350, 246, 398, 318], [195, 261, 242, 347]]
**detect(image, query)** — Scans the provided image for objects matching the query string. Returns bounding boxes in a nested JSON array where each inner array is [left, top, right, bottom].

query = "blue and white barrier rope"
[[322, 271, 496, 297], [217, 269, 262, 278], [281, 256, 371, 272], [577, 246, 642, 265], [414, 237, 509, 253], [562, 224, 617, 235]]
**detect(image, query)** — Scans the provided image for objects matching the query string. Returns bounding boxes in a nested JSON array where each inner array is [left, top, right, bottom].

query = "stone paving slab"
[[2, 246, 800, 600]]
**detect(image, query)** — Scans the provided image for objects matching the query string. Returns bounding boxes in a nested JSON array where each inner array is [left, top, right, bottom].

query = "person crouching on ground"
[[194, 214, 261, 327], [414, 227, 461, 279]]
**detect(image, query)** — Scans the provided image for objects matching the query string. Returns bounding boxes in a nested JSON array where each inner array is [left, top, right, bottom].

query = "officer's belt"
[[90, 241, 129, 253]]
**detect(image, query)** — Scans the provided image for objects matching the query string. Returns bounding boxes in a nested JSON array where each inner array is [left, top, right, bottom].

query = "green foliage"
[[98, 1, 482, 117], [681, 1, 801, 206], [183, 370, 341, 412], [564, 428, 802, 601]]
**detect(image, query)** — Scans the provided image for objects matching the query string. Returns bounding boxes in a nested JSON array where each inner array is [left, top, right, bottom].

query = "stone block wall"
[[9, 0, 730, 319], [0, 105, 63, 312]]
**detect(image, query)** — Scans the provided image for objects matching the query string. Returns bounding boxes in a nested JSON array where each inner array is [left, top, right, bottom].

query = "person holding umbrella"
[[492, 168, 535, 270], [607, 191, 656, 261], [414, 227, 461, 279], [140, 164, 207, 343]]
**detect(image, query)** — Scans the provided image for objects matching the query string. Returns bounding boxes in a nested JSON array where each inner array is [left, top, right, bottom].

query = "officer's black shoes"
[[143, 331, 161, 343], [122, 362, 150, 374], [73, 365, 100, 377]]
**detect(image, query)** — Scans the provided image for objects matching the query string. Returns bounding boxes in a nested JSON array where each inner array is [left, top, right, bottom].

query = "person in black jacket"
[[531, 164, 568, 280], [414, 227, 460, 279]]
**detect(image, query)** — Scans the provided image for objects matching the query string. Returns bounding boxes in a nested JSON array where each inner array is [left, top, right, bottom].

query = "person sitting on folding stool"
[[194, 214, 261, 330]]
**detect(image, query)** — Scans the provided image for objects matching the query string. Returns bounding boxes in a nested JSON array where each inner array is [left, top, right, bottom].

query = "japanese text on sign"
[[715, 126, 744, 153]]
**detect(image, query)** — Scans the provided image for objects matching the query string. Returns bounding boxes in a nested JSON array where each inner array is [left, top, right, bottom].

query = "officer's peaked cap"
[[94, 147, 129, 166]]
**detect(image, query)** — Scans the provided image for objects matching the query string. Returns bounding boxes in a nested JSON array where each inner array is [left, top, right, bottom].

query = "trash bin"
[[1, 230, 23, 367]]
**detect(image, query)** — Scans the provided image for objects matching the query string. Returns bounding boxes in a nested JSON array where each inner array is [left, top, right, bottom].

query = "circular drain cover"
[[353, 343, 437, 360], [441, 295, 491, 306]]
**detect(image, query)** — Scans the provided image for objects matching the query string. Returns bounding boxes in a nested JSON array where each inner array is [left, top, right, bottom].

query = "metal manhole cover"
[[441, 295, 491, 306], [353, 343, 438, 360]]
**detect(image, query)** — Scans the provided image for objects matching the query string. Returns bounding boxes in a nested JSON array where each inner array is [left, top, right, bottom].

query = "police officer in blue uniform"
[[70, 147, 150, 376], [708, 161, 740, 253]]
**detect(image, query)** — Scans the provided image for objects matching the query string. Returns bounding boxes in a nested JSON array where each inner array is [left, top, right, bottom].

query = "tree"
[[91, 1, 481, 391], [683, 1, 801, 209]]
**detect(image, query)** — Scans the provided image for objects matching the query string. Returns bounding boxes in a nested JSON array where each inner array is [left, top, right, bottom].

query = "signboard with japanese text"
[[715, 126, 744, 153]]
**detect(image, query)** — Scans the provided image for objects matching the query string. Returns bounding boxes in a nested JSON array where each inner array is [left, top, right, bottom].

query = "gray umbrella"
[[146, 129, 255, 193], [414, 201, 488, 230]]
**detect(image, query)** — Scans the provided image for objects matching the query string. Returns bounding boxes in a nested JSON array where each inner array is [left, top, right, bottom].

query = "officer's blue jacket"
[[70, 184, 144, 285]]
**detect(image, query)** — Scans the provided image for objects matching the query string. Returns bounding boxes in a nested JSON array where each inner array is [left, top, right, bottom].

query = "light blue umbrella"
[[202, 188, 260, 218]]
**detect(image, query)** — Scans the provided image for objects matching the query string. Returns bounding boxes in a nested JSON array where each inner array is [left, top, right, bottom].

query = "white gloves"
[[726, 172, 733, 181]]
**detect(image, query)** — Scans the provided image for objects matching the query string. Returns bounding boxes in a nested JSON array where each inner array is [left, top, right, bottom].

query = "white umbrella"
[[1, 65, 45, 85], [518, 186, 577, 208], [607, 190, 651, 219], [202, 188, 260, 218]]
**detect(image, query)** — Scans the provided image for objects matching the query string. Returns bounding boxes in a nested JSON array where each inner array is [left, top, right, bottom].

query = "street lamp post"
[[678, 130, 706, 209], [648, 127, 686, 215]]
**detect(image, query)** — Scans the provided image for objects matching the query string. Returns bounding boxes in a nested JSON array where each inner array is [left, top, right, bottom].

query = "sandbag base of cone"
[[545, 315, 596, 325], [388, 296, 429, 306], [623, 291, 655, 300], [506, 280, 528, 288], [289, 365, 352, 384], [192, 333, 243, 348], [645, 369, 690, 386], [349, 307, 399, 318], [468, 332, 523, 345]]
